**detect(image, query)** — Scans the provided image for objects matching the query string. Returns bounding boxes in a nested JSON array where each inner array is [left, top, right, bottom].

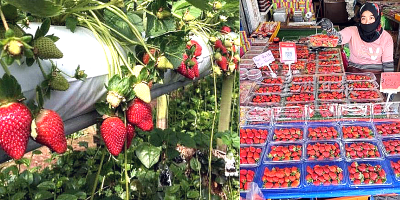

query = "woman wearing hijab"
[[318, 2, 394, 82]]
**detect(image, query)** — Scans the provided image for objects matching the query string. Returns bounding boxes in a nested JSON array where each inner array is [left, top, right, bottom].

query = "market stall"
[[239, 22, 400, 199]]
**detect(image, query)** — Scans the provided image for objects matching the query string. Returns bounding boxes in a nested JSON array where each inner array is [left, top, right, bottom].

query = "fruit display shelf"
[[240, 119, 400, 199]]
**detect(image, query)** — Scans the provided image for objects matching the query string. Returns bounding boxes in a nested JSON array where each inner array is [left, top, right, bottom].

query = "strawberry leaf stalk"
[[0, 74, 32, 160]]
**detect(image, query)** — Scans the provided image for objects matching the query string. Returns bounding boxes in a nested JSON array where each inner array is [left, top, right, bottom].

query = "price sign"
[[252, 50, 275, 68], [279, 42, 297, 63], [380, 72, 400, 93]]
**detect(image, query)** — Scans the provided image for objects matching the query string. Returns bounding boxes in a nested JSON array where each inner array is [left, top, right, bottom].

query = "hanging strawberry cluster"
[[211, 26, 240, 76], [0, 74, 68, 160], [176, 40, 202, 80]]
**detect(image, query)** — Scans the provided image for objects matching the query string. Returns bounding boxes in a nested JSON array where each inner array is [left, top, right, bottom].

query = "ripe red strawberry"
[[125, 123, 135, 149], [221, 26, 231, 34], [33, 109, 67, 154], [216, 56, 228, 71], [214, 39, 227, 54], [101, 117, 127, 156], [190, 58, 199, 77], [142, 49, 156, 65], [0, 102, 32, 159], [127, 98, 153, 131], [176, 54, 196, 80], [186, 40, 202, 58]]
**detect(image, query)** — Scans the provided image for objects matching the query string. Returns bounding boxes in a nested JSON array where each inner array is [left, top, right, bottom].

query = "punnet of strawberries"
[[272, 127, 304, 142], [240, 146, 263, 165], [306, 141, 341, 161], [240, 128, 269, 144], [306, 164, 344, 186], [375, 122, 400, 136], [382, 139, 400, 156], [240, 169, 255, 191], [348, 162, 387, 185], [261, 166, 301, 189], [251, 94, 281, 104], [307, 126, 339, 140], [308, 104, 337, 119], [318, 91, 345, 100], [390, 160, 400, 179], [349, 90, 381, 100], [345, 142, 381, 159], [267, 144, 302, 161], [318, 75, 343, 82], [342, 125, 375, 139], [346, 73, 375, 81], [309, 34, 339, 47]]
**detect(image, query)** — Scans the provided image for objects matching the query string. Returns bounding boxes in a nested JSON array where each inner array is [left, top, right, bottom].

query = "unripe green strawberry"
[[33, 37, 63, 59], [229, 62, 236, 72], [49, 72, 69, 91], [156, 8, 171, 19], [101, 117, 127, 156], [134, 82, 151, 103], [234, 38, 240, 46], [32, 109, 67, 154], [0, 102, 32, 160], [209, 37, 217, 44], [106, 91, 123, 108], [6, 40, 23, 56], [132, 65, 144, 77], [224, 39, 232, 47], [127, 98, 153, 131], [156, 56, 174, 69], [214, 52, 222, 60]]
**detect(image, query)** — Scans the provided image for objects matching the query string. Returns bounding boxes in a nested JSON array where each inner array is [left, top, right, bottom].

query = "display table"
[[0, 23, 213, 162]]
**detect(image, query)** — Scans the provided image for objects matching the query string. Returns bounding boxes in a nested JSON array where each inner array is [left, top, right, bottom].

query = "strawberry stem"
[[0, 59, 11, 75], [90, 149, 105, 200], [0, 7, 9, 31], [36, 58, 48, 78], [123, 112, 129, 200]]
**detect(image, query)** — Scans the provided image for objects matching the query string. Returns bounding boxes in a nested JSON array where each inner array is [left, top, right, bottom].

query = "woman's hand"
[[317, 18, 333, 31]]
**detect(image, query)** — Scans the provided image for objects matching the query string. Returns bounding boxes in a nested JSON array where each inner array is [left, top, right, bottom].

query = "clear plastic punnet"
[[303, 161, 347, 189], [240, 167, 257, 193], [242, 53, 261, 59], [340, 122, 377, 141], [306, 123, 341, 140], [308, 34, 339, 48], [381, 137, 400, 158], [338, 103, 372, 122], [271, 124, 306, 143], [240, 126, 270, 146], [346, 72, 376, 82], [273, 106, 306, 124], [240, 145, 265, 168], [307, 103, 338, 122], [264, 142, 303, 163], [246, 107, 273, 125], [343, 140, 384, 161], [347, 81, 379, 91], [318, 82, 346, 91], [252, 84, 283, 94], [348, 89, 384, 103], [374, 120, 400, 138], [256, 162, 303, 190], [248, 93, 281, 107], [317, 65, 344, 74], [347, 160, 393, 187], [304, 140, 344, 162], [372, 102, 400, 121], [388, 157, 400, 182]]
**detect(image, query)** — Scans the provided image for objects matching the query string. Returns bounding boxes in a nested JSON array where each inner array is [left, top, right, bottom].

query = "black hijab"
[[357, 3, 383, 43]]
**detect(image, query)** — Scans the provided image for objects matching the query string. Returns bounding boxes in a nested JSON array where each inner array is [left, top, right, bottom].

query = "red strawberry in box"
[[240, 169, 255, 190], [272, 127, 303, 142], [383, 139, 400, 156], [345, 142, 381, 159], [306, 164, 344, 186], [342, 125, 374, 139], [267, 144, 302, 161], [375, 122, 400, 136], [240, 128, 269, 144], [240, 146, 263, 165], [307, 126, 339, 140], [306, 142, 341, 161], [348, 162, 387, 185], [262, 166, 301, 188], [390, 160, 400, 179]]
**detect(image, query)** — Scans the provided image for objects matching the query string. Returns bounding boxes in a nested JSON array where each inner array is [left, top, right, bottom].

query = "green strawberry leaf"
[[107, 74, 121, 91], [5, 0, 63, 17], [34, 18, 51, 39], [56, 194, 77, 200], [65, 16, 78, 33], [135, 142, 161, 168], [185, 0, 211, 11], [34, 190, 53, 200], [0, 74, 24, 105], [103, 9, 143, 43], [36, 85, 44, 109], [172, 0, 191, 12], [95, 102, 114, 117], [189, 157, 201, 171], [37, 181, 56, 190], [11, 191, 27, 200]]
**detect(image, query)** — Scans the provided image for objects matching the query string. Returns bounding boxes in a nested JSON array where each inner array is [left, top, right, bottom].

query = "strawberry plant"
[[305, 164, 344, 186]]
